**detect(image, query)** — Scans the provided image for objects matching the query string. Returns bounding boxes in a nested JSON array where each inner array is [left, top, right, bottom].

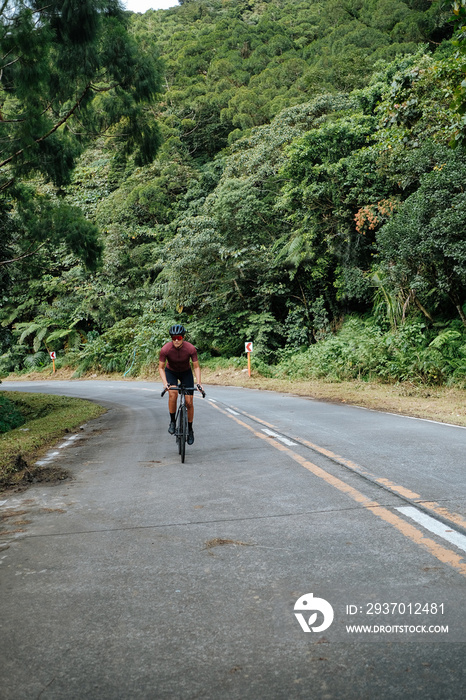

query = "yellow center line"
[[233, 406, 465, 528], [419, 502, 466, 531], [209, 402, 466, 577]]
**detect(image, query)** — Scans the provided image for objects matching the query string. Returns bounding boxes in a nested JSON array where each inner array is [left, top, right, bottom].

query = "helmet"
[[169, 324, 186, 337]]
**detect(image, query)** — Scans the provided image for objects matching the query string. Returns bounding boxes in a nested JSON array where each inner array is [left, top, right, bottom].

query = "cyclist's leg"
[[180, 369, 195, 420], [165, 368, 179, 433], [185, 395, 194, 422]]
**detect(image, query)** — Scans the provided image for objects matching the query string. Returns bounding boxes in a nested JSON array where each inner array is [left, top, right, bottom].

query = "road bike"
[[161, 383, 205, 463]]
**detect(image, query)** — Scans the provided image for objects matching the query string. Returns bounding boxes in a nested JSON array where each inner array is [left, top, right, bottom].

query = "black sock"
[[170, 413, 176, 422], [188, 422, 193, 431]]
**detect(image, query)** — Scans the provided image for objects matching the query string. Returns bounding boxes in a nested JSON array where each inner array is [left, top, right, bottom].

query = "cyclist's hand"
[[197, 383, 205, 397]]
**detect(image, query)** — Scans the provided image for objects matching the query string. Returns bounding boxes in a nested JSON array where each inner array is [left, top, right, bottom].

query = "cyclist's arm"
[[158, 360, 170, 389], [192, 360, 202, 389]]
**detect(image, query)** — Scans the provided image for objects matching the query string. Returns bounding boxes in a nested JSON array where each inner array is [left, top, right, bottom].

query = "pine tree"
[[0, 1, 162, 271]]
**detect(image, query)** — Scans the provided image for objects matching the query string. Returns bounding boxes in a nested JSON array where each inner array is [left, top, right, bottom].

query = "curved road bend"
[[1, 380, 465, 699]]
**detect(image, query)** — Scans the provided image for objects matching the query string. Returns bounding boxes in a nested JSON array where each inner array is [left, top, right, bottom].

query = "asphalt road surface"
[[1, 380, 465, 700]]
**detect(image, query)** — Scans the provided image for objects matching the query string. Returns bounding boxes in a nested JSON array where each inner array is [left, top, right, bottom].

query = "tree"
[[276, 112, 390, 313], [0, 0, 162, 271], [0, 1, 161, 186], [376, 148, 466, 325]]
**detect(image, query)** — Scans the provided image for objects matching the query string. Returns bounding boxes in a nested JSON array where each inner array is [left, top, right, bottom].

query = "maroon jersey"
[[159, 341, 198, 372]]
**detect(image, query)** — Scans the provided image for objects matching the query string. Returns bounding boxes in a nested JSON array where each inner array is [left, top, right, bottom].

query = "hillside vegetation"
[[1, 0, 465, 388]]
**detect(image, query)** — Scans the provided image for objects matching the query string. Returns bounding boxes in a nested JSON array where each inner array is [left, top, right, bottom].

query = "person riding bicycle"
[[158, 324, 203, 445]]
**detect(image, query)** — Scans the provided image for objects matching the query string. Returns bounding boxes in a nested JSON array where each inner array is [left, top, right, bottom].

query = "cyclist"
[[158, 324, 203, 445]]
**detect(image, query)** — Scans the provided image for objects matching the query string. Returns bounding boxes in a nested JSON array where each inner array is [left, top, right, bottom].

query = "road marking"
[[57, 435, 80, 449], [233, 407, 466, 531], [35, 434, 82, 466], [226, 408, 240, 416], [262, 428, 297, 446], [208, 401, 466, 577], [289, 436, 423, 499], [396, 506, 466, 553], [277, 437, 297, 447], [419, 502, 466, 530], [350, 404, 466, 430], [234, 407, 276, 429]]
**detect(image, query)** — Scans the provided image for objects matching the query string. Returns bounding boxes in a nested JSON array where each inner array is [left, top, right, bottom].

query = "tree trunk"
[[449, 291, 466, 327]]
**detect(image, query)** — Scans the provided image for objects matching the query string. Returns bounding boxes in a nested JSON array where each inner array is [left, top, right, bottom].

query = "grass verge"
[[0, 391, 106, 490], [199, 367, 466, 428]]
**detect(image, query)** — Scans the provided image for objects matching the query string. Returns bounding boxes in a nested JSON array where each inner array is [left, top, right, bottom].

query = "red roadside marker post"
[[245, 341, 253, 377], [49, 351, 56, 373]]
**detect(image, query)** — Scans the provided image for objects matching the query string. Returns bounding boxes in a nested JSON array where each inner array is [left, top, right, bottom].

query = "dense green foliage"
[[0, 0, 162, 297], [0, 394, 25, 433], [1, 0, 465, 386], [274, 316, 466, 385]]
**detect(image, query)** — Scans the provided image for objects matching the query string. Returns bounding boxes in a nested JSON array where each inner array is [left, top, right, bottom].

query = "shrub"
[[275, 316, 466, 385], [71, 314, 173, 376], [0, 395, 25, 433], [23, 352, 49, 370]]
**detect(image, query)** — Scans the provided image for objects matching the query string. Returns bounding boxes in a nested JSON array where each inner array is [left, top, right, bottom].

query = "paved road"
[[1, 380, 465, 699]]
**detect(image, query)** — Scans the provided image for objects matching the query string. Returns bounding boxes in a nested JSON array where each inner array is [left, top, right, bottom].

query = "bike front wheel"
[[178, 404, 188, 463]]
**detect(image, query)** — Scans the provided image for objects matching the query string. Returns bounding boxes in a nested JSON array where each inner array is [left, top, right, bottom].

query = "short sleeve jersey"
[[159, 341, 198, 373]]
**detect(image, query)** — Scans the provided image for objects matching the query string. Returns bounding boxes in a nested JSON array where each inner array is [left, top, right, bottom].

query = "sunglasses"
[[171, 335, 184, 341]]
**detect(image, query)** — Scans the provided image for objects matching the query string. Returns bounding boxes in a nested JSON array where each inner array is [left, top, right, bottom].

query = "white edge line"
[[57, 435, 80, 449], [34, 433, 82, 467], [396, 506, 466, 553], [350, 404, 466, 430]]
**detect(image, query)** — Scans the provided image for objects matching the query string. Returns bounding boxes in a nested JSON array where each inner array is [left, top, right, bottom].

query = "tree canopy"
[[1, 0, 465, 383], [0, 0, 162, 283]]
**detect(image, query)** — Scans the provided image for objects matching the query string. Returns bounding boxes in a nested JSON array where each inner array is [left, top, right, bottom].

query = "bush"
[[71, 314, 173, 376], [0, 395, 25, 433], [23, 352, 49, 370], [0, 344, 29, 376], [71, 319, 139, 375], [275, 316, 466, 385]]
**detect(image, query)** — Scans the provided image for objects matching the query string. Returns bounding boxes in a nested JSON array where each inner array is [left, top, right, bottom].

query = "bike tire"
[[174, 407, 181, 454], [179, 404, 187, 463]]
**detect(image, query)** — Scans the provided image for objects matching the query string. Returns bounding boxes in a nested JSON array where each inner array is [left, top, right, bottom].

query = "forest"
[[1, 0, 466, 387]]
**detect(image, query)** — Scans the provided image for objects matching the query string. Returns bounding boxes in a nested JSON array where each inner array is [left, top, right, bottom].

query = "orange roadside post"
[[245, 341, 253, 377], [49, 351, 56, 373]]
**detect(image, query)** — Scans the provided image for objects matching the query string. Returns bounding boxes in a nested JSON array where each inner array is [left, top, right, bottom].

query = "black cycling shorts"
[[165, 368, 194, 395]]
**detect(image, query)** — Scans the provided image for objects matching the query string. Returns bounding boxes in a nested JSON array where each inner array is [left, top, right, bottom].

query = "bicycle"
[[161, 383, 205, 463]]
